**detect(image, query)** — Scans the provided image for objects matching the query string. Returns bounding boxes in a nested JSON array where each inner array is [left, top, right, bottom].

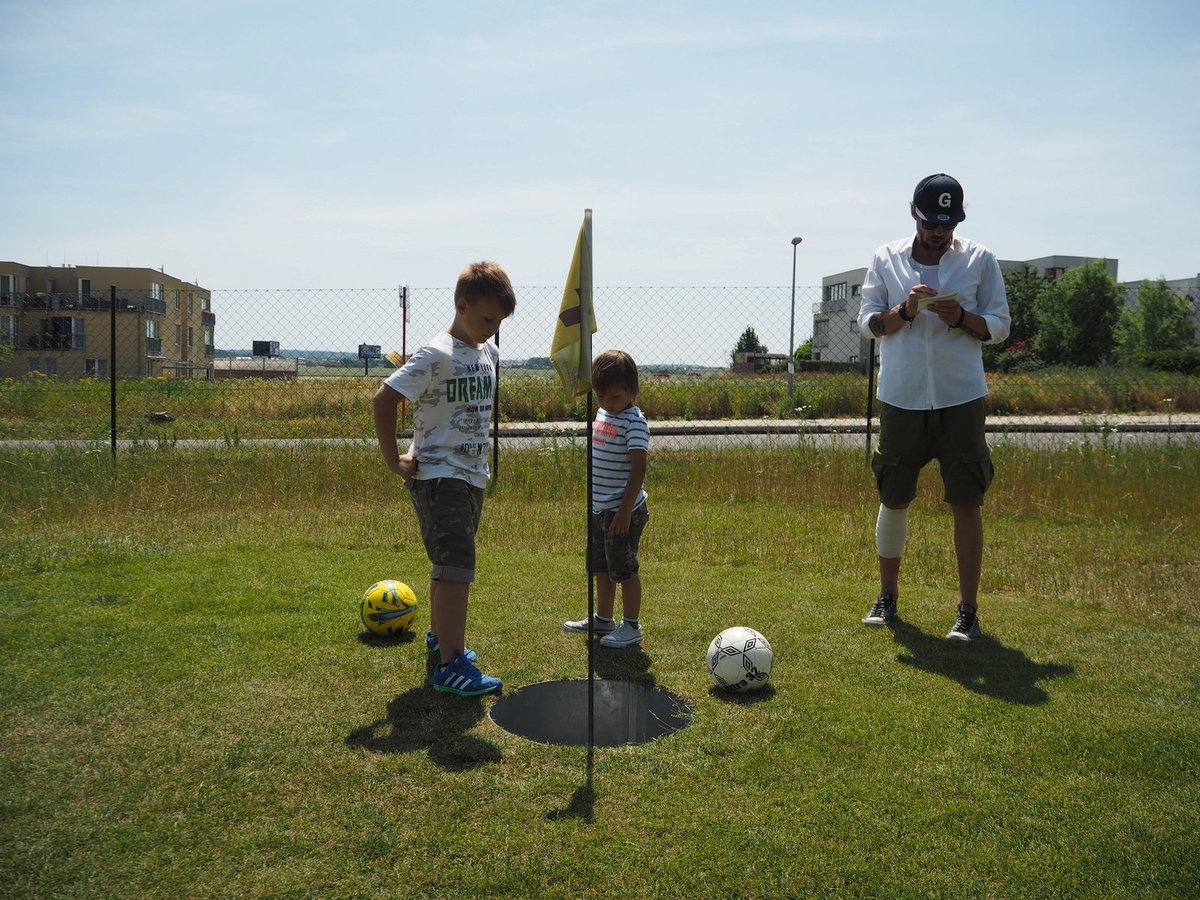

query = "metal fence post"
[[110, 285, 117, 460], [865, 338, 876, 466]]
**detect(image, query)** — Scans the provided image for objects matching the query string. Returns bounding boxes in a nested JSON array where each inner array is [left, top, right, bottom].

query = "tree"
[[1002, 263, 1043, 348], [793, 338, 813, 362], [731, 326, 766, 363], [1034, 259, 1123, 366], [1115, 278, 1196, 363], [984, 263, 1044, 369]]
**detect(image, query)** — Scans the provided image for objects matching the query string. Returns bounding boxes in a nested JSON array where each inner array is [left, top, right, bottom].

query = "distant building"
[[814, 269, 871, 369], [815, 255, 1123, 369], [0, 263, 214, 378], [732, 351, 788, 373]]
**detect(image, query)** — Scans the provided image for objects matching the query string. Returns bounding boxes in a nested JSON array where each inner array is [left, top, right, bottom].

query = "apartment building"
[[0, 263, 214, 378], [814, 255, 1121, 369]]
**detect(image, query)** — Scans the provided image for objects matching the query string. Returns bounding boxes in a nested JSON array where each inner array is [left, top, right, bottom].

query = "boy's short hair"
[[592, 349, 639, 395], [455, 261, 517, 317]]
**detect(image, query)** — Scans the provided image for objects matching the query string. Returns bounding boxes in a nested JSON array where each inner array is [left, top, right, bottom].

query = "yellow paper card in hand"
[[916, 292, 957, 312]]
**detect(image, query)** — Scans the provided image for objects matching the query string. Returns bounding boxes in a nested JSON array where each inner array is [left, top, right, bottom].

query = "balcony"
[[201, 310, 216, 326], [25, 334, 72, 351], [0, 292, 169, 313], [146, 337, 162, 354]]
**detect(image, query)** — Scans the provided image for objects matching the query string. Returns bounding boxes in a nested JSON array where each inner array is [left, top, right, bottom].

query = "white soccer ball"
[[706, 627, 774, 692]]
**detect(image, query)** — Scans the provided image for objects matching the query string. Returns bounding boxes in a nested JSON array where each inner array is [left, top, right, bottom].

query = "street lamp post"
[[788, 236, 803, 399]]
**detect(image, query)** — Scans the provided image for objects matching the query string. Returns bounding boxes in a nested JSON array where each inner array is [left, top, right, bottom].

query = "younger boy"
[[372, 261, 516, 696], [563, 349, 651, 648]]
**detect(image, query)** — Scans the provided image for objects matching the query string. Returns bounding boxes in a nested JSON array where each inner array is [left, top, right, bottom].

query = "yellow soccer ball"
[[360, 580, 419, 636]]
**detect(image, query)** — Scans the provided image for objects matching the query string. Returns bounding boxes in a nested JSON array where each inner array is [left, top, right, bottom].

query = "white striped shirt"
[[591, 405, 649, 514]]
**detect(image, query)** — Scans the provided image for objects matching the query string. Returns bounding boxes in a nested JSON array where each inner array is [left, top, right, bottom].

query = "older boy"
[[373, 261, 516, 695]]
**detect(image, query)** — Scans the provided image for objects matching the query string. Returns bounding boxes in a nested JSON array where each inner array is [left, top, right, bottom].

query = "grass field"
[[1, 443, 1198, 897]]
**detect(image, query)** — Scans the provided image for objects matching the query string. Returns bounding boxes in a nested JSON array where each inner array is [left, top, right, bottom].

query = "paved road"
[[496, 415, 1200, 450], [4, 415, 1197, 451]]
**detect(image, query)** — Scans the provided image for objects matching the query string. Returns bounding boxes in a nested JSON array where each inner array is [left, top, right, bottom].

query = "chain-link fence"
[[1, 283, 1198, 449]]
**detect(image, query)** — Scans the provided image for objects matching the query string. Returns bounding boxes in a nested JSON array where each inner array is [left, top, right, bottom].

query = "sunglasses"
[[916, 217, 957, 232]]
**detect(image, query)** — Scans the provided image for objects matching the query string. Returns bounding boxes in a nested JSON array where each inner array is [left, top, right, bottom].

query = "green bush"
[[1130, 348, 1200, 374]]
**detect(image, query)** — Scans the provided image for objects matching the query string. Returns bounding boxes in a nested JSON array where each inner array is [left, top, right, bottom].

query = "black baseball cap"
[[913, 173, 966, 224]]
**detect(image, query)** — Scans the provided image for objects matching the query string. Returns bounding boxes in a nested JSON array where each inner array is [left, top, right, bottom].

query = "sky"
[[2, 0, 1198, 361]]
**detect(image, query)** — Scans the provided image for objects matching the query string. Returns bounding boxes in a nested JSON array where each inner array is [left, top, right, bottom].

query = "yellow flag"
[[550, 210, 596, 399]]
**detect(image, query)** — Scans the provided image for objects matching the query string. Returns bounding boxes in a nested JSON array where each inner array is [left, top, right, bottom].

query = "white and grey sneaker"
[[947, 604, 982, 641], [862, 592, 898, 626], [563, 615, 616, 635], [600, 621, 643, 649]]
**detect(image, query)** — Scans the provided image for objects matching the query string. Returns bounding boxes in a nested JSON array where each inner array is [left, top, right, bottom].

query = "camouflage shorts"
[[588, 503, 650, 583], [407, 477, 485, 583]]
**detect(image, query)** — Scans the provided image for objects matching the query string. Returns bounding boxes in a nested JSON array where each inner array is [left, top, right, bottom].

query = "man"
[[857, 173, 1011, 640]]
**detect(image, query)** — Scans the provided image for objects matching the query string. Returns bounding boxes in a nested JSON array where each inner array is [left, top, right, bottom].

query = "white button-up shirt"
[[857, 234, 1010, 411]]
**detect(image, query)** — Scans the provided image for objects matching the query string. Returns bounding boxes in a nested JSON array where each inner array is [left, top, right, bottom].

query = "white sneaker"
[[563, 615, 616, 635], [600, 621, 643, 648]]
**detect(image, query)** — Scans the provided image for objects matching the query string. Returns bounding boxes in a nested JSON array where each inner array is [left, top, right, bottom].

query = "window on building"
[[72, 317, 85, 350], [85, 358, 109, 377], [851, 284, 861, 297], [42, 317, 73, 349], [78, 279, 91, 301], [188, 326, 194, 348], [0, 314, 16, 346], [44, 358, 58, 375], [188, 295, 194, 315], [175, 325, 181, 347], [203, 327, 212, 349], [175, 292, 180, 310], [824, 282, 848, 303], [146, 319, 160, 340], [28, 358, 41, 373], [1045, 267, 1066, 281], [0, 274, 16, 302], [151, 282, 162, 301]]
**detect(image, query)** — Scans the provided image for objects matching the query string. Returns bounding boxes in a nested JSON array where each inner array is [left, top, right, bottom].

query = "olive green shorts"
[[871, 399, 994, 506]]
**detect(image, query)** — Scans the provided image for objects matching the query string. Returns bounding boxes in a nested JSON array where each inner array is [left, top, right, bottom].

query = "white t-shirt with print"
[[383, 331, 498, 489]]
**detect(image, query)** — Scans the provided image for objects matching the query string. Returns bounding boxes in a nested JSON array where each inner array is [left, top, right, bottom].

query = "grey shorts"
[[872, 399, 994, 506], [588, 503, 649, 583], [407, 477, 485, 583]]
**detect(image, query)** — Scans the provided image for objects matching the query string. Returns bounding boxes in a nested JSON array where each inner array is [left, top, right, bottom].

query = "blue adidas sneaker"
[[433, 653, 502, 697], [426, 632, 476, 662]]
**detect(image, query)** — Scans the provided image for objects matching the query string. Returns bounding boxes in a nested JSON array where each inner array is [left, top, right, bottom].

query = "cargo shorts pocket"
[[872, 451, 918, 506], [943, 450, 994, 505]]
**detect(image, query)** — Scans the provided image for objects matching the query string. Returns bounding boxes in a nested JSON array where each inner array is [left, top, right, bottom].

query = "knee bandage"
[[875, 504, 909, 558]]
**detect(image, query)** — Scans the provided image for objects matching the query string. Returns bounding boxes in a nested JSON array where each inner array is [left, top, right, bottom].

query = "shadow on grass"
[[593, 643, 655, 686], [356, 629, 418, 649], [544, 785, 595, 824], [345, 686, 502, 771], [889, 620, 1074, 705], [708, 683, 777, 704]]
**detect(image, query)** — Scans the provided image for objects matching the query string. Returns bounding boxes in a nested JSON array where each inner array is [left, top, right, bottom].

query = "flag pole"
[[586, 387, 595, 785], [548, 207, 596, 783], [582, 209, 595, 785], [489, 325, 500, 495]]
